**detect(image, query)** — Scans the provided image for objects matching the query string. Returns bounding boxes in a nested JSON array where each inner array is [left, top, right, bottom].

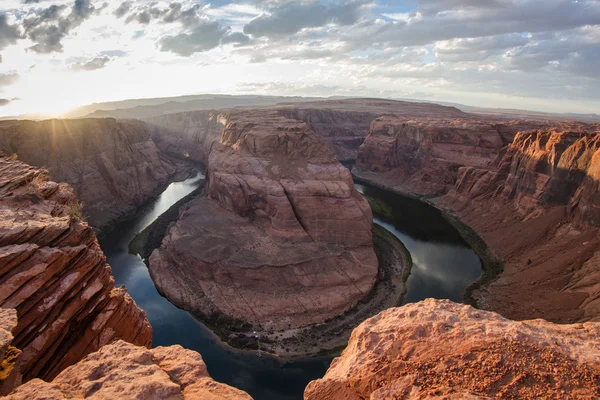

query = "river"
[[100, 173, 481, 400]]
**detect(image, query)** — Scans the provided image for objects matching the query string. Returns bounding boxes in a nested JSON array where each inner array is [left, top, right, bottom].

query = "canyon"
[[0, 154, 250, 398], [0, 119, 189, 230], [1, 97, 600, 399], [353, 114, 600, 324]]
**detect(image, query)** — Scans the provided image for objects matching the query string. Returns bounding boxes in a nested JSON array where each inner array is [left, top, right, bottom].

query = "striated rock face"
[[147, 111, 226, 163], [0, 118, 180, 229], [354, 116, 545, 196], [0, 155, 151, 382], [150, 110, 378, 332], [305, 299, 600, 400], [5, 340, 252, 400]]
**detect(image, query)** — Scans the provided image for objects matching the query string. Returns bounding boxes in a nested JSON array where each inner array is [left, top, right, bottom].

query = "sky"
[[0, 0, 599, 117]]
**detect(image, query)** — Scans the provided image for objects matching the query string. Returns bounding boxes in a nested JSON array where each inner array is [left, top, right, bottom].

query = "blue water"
[[100, 174, 481, 400]]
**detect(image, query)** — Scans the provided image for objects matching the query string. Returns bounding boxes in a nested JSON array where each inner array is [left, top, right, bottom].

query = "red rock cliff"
[[0, 118, 180, 229], [0, 155, 151, 383]]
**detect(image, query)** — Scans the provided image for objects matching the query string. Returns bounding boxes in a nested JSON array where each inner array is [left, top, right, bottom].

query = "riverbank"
[[352, 167, 503, 308], [130, 190, 413, 357]]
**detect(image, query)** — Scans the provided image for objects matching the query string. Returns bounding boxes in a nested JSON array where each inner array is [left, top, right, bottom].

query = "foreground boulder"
[[150, 110, 378, 336], [0, 155, 151, 382], [5, 340, 252, 400], [0, 118, 183, 229], [305, 299, 600, 399]]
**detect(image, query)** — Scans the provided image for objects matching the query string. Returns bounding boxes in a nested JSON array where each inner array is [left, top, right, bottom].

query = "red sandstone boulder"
[[5, 340, 252, 400]]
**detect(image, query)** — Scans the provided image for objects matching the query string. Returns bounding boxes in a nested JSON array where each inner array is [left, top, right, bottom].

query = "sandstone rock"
[[305, 299, 600, 400], [0, 308, 21, 395], [5, 340, 252, 400], [0, 118, 183, 229], [354, 116, 538, 196], [0, 155, 151, 382], [149, 110, 378, 332]]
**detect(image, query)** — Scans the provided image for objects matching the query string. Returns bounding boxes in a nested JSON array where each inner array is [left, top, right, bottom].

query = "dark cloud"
[[243, 1, 369, 38], [113, 1, 132, 18], [159, 20, 228, 56], [221, 31, 251, 46], [0, 14, 22, 50], [123, 2, 200, 26], [21, 0, 99, 53], [0, 97, 18, 106], [0, 72, 19, 87], [70, 55, 111, 71]]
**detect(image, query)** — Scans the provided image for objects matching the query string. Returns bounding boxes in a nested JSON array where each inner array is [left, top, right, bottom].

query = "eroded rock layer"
[[5, 340, 252, 400], [305, 299, 600, 400], [0, 155, 151, 382], [150, 110, 378, 331], [442, 126, 600, 322], [354, 116, 551, 196], [0, 308, 20, 395], [353, 116, 600, 323], [0, 118, 181, 228]]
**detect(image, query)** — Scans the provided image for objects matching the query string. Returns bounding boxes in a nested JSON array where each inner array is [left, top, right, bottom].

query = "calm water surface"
[[100, 174, 481, 400]]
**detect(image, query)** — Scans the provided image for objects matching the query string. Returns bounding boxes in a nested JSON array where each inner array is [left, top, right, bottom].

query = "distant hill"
[[67, 94, 330, 119]]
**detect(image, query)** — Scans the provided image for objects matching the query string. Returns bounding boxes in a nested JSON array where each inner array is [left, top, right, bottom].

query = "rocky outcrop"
[[305, 299, 600, 400], [149, 110, 378, 336], [0, 309, 20, 395], [0, 118, 182, 229], [0, 155, 151, 382], [5, 340, 252, 399]]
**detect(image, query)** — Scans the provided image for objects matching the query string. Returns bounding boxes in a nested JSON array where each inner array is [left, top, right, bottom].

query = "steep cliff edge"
[[0, 118, 183, 229], [353, 117, 547, 197], [149, 110, 380, 353], [442, 126, 600, 323], [5, 340, 252, 400], [305, 299, 600, 399], [0, 155, 151, 383]]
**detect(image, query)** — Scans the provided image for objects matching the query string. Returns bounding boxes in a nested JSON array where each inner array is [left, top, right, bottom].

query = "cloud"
[[159, 19, 228, 56], [243, 0, 369, 38], [113, 1, 132, 18], [21, 0, 100, 53], [0, 14, 21, 50], [0, 72, 19, 87], [0, 97, 18, 106], [70, 55, 111, 71], [221, 31, 251, 46]]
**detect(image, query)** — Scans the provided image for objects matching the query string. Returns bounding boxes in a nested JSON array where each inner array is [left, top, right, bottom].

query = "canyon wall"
[[146, 111, 226, 163], [353, 116, 600, 323], [0, 155, 151, 385], [0, 118, 181, 229], [305, 299, 600, 399], [149, 110, 378, 333]]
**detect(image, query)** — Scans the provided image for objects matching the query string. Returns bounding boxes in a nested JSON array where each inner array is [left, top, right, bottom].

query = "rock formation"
[[353, 116, 549, 196], [305, 299, 600, 399], [149, 110, 378, 334], [0, 154, 151, 383], [5, 340, 252, 400], [0, 118, 183, 229], [442, 126, 600, 323]]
